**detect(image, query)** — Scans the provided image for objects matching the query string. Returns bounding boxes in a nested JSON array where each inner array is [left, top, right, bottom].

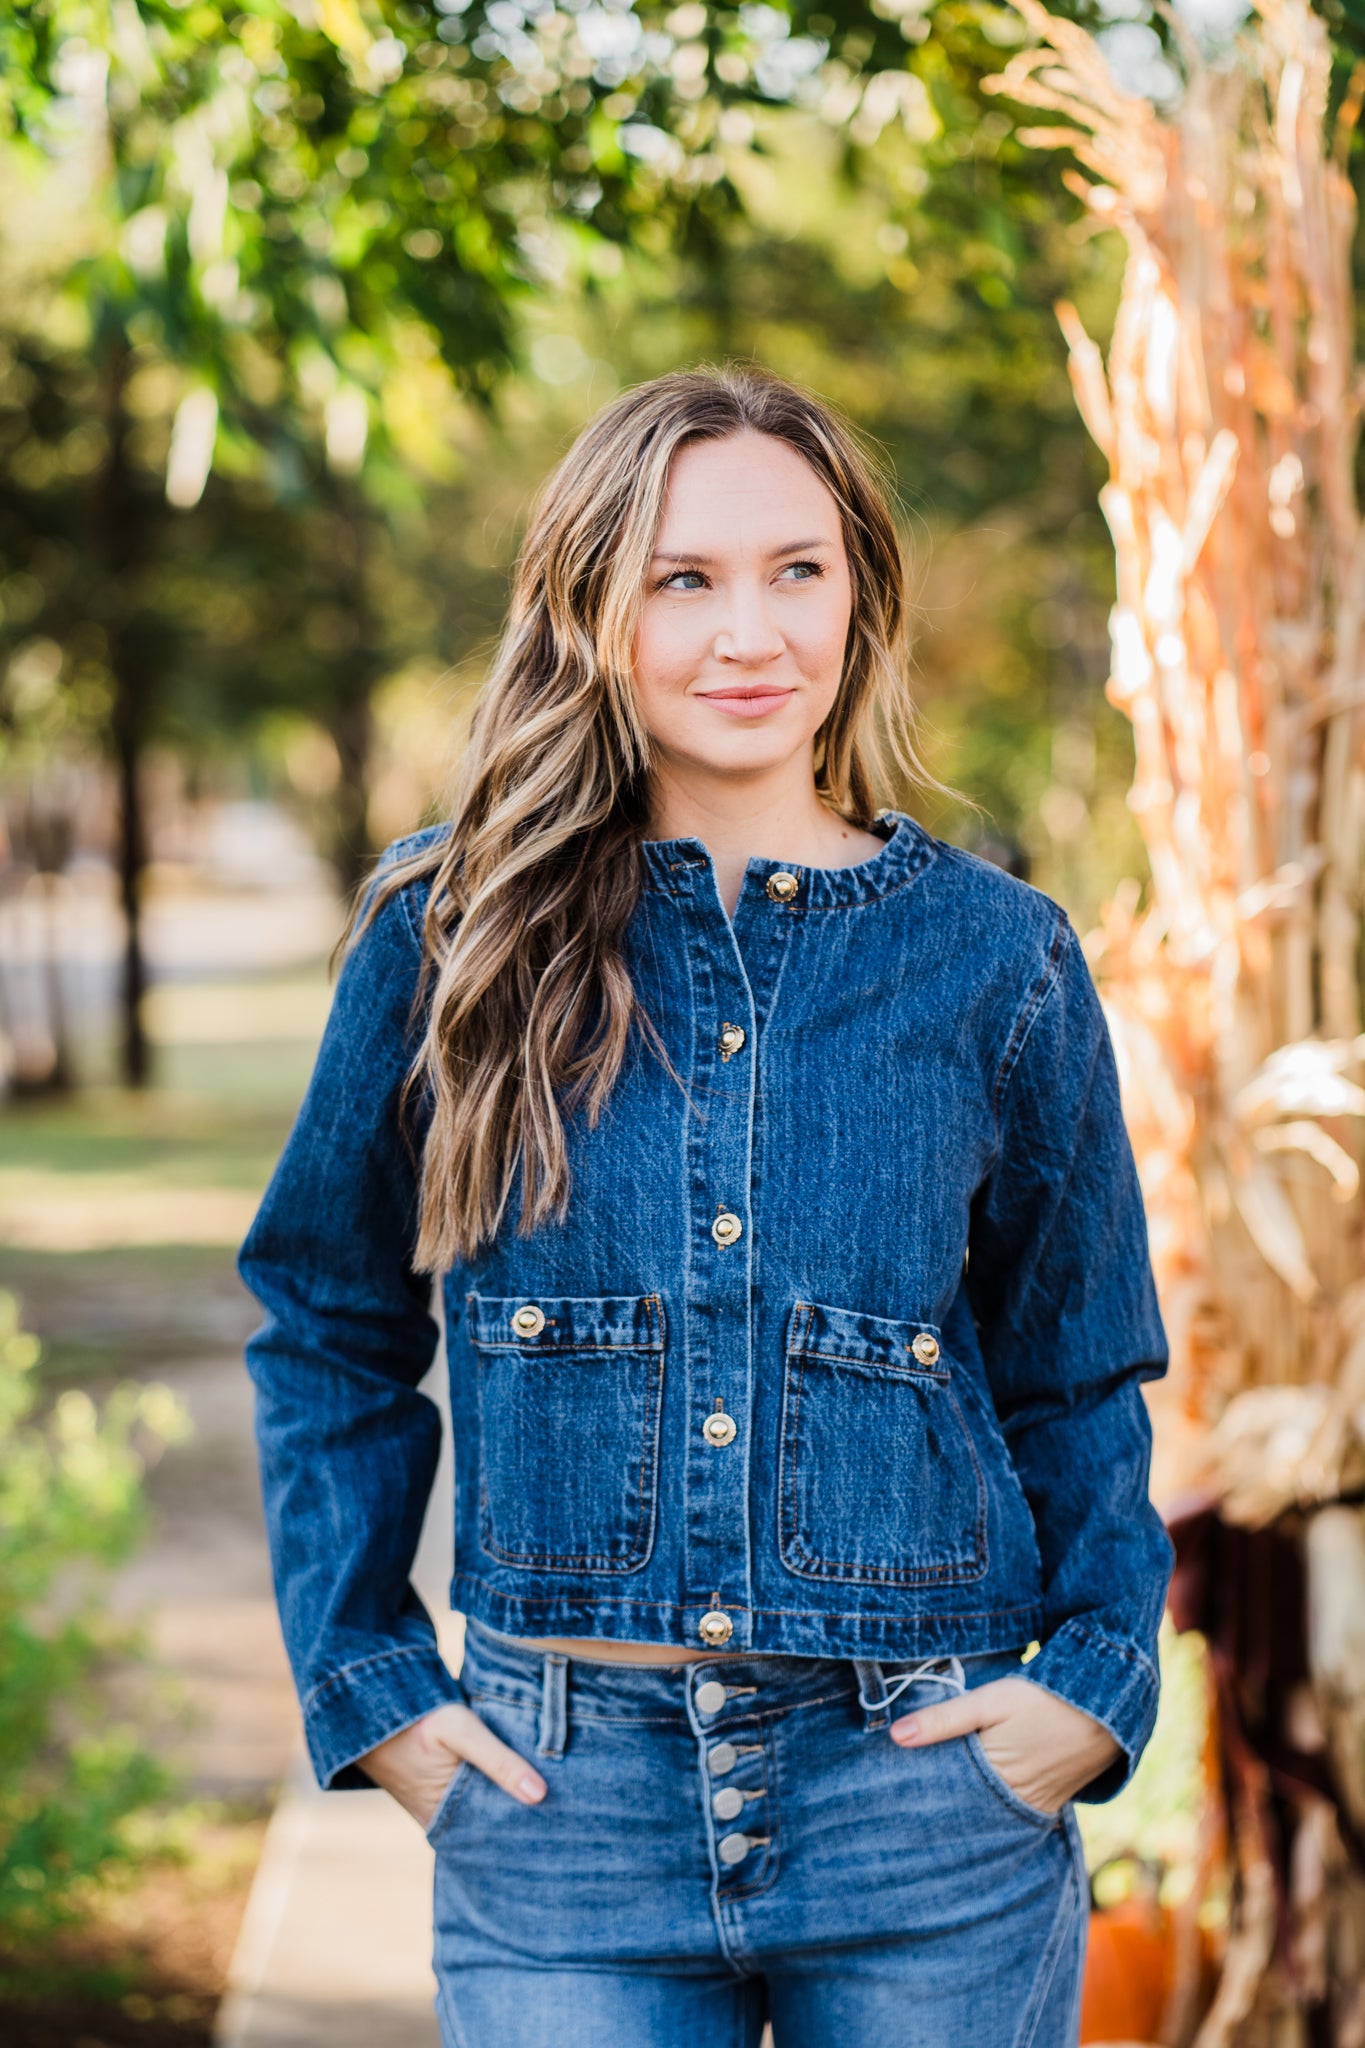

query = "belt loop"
[[537, 1652, 568, 1759], [852, 1658, 889, 1732]]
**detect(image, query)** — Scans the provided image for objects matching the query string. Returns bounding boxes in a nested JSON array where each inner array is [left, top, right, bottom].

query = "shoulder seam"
[[376, 827, 449, 952]]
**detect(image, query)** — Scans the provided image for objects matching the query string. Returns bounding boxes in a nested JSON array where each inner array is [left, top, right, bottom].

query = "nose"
[[714, 579, 784, 668]]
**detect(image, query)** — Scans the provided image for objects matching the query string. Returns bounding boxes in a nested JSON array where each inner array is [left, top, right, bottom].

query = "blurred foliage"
[[0, 1287, 190, 1967]]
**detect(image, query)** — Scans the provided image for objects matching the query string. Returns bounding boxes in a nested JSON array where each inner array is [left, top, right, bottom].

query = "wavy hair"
[[344, 362, 931, 1268]]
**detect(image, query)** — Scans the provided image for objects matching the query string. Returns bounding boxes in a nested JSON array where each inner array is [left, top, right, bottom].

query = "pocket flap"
[[468, 1292, 665, 1352], [786, 1299, 945, 1374]]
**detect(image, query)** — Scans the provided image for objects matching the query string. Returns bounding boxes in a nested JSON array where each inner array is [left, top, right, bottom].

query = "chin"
[[687, 738, 809, 779]]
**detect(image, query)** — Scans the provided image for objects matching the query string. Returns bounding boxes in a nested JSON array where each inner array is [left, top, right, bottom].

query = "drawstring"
[[856, 1655, 966, 1717]]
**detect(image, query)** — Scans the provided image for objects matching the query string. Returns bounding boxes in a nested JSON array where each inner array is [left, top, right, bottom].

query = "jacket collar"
[[638, 808, 937, 910]]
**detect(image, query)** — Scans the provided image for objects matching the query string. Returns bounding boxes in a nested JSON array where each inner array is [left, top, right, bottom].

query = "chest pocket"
[[778, 1300, 987, 1587], [467, 1292, 666, 1574]]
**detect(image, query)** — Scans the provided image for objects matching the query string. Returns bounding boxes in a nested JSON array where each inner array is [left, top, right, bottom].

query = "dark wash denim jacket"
[[238, 809, 1173, 1798]]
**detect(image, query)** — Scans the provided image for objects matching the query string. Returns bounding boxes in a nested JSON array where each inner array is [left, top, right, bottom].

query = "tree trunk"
[[324, 487, 379, 901], [113, 673, 147, 1086], [100, 335, 149, 1089], [328, 690, 375, 901]]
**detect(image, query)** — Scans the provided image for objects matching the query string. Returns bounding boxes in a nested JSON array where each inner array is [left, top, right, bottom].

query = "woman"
[[239, 364, 1172, 2047]]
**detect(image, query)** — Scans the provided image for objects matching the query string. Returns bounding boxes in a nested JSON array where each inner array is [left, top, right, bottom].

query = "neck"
[[646, 779, 836, 864], [644, 761, 882, 916]]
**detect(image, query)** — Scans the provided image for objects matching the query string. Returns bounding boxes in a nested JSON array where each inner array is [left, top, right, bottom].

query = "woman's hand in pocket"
[[358, 1701, 547, 1830], [889, 1677, 1120, 1814]]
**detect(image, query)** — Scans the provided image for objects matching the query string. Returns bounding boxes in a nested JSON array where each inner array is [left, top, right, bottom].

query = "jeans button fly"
[[712, 1786, 745, 1822], [718, 1832, 752, 1865], [695, 1680, 728, 1715], [708, 1742, 738, 1775]]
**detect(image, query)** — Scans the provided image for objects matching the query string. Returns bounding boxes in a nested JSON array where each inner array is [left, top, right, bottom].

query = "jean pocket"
[[424, 1761, 474, 1847], [468, 1291, 666, 1574], [964, 1733, 1061, 1829], [778, 1299, 987, 1586]]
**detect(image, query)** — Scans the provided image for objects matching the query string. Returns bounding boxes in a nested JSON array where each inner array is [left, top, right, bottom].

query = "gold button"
[[911, 1332, 940, 1366], [703, 1412, 738, 1447], [712, 1211, 743, 1247], [699, 1610, 734, 1646], [765, 870, 799, 903], [511, 1304, 546, 1337], [719, 1023, 746, 1060]]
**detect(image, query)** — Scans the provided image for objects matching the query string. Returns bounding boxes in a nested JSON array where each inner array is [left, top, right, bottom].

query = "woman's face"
[[632, 430, 854, 791]]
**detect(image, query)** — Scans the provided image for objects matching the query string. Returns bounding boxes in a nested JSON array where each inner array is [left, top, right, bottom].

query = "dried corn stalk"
[[984, 4, 1365, 2038], [986, 0, 1365, 1521]]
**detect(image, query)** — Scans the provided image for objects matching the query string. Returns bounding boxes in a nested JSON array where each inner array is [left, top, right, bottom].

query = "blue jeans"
[[427, 1619, 1089, 2046]]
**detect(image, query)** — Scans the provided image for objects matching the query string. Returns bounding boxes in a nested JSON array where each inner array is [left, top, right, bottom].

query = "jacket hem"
[[450, 1574, 1044, 1657]]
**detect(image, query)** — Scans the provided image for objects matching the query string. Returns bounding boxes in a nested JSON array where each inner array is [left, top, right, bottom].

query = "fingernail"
[[890, 1719, 919, 1745], [518, 1772, 547, 1801]]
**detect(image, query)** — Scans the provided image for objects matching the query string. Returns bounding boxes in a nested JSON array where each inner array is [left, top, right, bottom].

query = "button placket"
[[678, 849, 798, 1652], [689, 1676, 771, 1889], [679, 870, 764, 1651]]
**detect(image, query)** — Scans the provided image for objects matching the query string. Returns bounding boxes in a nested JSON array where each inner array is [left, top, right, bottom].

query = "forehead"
[[656, 431, 842, 544]]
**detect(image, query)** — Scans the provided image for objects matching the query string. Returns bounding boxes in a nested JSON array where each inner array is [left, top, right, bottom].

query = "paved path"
[[110, 1351, 300, 1801], [214, 1766, 441, 2048]]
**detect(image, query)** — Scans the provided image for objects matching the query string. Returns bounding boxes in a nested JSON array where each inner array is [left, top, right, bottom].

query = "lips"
[[697, 686, 796, 717]]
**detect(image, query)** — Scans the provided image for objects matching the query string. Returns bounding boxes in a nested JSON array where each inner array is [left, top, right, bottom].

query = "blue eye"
[[782, 560, 824, 581], [662, 569, 707, 591]]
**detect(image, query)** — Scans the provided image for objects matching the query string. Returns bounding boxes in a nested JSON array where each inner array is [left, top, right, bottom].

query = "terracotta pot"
[[1080, 1899, 1173, 2044]]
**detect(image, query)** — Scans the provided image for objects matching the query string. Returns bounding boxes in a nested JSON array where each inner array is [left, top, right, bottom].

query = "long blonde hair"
[[347, 363, 930, 1268]]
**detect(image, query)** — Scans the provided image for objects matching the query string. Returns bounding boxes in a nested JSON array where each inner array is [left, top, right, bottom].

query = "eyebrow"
[[650, 538, 834, 564]]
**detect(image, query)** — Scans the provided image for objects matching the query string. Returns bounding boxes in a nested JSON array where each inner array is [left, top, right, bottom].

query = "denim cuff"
[[301, 1646, 467, 1790], [1022, 1617, 1160, 1803]]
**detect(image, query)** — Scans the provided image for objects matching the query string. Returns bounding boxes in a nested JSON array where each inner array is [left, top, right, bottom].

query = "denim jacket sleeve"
[[966, 912, 1173, 1799], [237, 856, 464, 1790]]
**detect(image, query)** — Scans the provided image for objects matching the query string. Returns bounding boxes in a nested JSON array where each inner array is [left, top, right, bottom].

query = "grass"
[[0, 957, 328, 1384]]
